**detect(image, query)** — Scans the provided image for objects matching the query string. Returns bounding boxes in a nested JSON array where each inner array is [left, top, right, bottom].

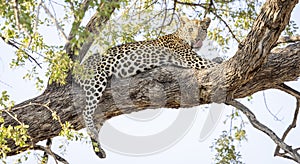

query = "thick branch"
[[227, 0, 298, 88], [3, 41, 300, 156], [276, 35, 300, 45], [65, 0, 121, 61], [276, 83, 300, 99], [2, 0, 300, 158]]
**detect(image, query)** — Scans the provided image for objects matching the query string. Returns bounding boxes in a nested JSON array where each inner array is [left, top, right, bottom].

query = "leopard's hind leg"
[[82, 71, 108, 158]]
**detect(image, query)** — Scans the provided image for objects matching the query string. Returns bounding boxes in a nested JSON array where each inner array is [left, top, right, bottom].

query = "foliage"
[[211, 108, 247, 164], [211, 131, 244, 164], [0, 91, 30, 160]]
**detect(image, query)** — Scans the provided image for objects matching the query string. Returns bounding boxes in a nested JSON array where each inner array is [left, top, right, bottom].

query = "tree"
[[1, 0, 300, 163]]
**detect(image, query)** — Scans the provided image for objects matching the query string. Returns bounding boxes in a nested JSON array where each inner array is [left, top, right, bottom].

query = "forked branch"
[[34, 144, 69, 164], [226, 100, 300, 163], [274, 99, 300, 162]]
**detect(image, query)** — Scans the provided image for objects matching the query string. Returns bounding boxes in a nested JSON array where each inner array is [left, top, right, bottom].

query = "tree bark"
[[2, 0, 299, 157]]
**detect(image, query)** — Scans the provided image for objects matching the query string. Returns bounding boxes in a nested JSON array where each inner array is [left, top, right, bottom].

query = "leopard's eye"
[[188, 28, 193, 32]]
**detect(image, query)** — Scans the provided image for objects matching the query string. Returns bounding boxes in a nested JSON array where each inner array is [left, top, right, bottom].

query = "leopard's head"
[[175, 17, 211, 50]]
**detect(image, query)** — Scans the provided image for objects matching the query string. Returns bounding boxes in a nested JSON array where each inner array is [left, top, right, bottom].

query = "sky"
[[0, 2, 300, 164]]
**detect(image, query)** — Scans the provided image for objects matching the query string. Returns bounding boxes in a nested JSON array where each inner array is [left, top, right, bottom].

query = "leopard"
[[74, 16, 217, 158]]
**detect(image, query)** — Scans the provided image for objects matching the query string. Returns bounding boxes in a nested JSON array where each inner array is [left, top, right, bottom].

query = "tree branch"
[[3, 41, 300, 156], [0, 35, 42, 68], [276, 83, 300, 99], [12, 0, 21, 32], [2, 0, 300, 160], [226, 100, 300, 163], [41, 2, 68, 42], [65, 0, 121, 61], [274, 99, 300, 162], [34, 144, 69, 164], [276, 35, 300, 45]]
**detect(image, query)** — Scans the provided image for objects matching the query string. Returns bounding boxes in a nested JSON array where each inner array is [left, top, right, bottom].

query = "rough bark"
[[2, 0, 299, 157]]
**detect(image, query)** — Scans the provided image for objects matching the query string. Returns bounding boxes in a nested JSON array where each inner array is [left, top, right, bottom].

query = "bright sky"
[[0, 2, 300, 164]]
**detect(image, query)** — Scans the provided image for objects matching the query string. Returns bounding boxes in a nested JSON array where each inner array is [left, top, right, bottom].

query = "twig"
[[41, 2, 68, 42], [143, 0, 159, 10], [50, 0, 67, 7], [0, 35, 42, 68], [34, 0, 42, 34], [34, 145, 69, 164], [49, 0, 57, 19], [274, 99, 300, 161], [12, 0, 21, 32], [41, 138, 53, 164], [12, 102, 64, 127], [161, 0, 168, 32], [3, 110, 23, 125], [0, 80, 13, 88], [226, 100, 300, 163], [262, 91, 283, 121]]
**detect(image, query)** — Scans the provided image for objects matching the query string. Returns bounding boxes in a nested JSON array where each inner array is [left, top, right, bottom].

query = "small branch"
[[69, 0, 120, 61], [12, 0, 21, 32], [67, 0, 93, 38], [3, 110, 23, 125], [0, 35, 42, 68], [41, 2, 68, 42], [33, 0, 42, 34], [34, 145, 69, 164], [226, 100, 300, 163], [262, 91, 282, 121], [11, 0, 32, 46], [50, 0, 67, 7], [41, 138, 52, 164], [274, 99, 300, 161], [210, 10, 241, 43]]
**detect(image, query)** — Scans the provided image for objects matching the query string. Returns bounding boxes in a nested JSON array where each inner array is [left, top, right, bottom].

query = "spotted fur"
[[75, 17, 216, 158]]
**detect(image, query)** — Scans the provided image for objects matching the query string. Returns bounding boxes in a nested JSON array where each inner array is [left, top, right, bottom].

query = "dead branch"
[[226, 100, 300, 163], [41, 2, 68, 42], [34, 144, 69, 164], [274, 98, 300, 161], [0, 35, 42, 68]]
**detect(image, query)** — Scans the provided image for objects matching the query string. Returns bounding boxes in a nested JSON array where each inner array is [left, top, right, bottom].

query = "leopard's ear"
[[200, 17, 211, 29], [180, 16, 190, 25]]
